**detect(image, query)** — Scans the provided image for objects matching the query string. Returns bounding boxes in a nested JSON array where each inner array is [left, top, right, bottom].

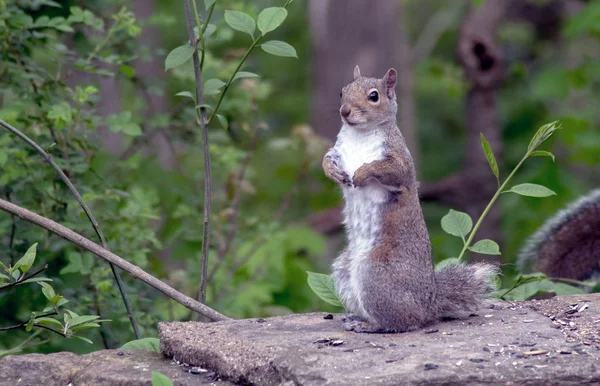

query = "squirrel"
[[518, 188, 600, 281], [322, 66, 498, 333]]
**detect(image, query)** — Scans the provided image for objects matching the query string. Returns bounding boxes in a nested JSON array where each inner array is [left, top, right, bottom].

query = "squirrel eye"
[[368, 91, 379, 102], [340, 91, 343, 98]]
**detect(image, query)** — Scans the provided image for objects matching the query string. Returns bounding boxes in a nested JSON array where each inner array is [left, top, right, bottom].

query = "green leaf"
[[25, 318, 34, 332], [204, 78, 226, 92], [70, 315, 100, 327], [528, 121, 561, 152], [35, 317, 63, 327], [20, 277, 52, 285], [204, 24, 217, 37], [121, 122, 142, 136], [261, 40, 297, 58], [194, 24, 217, 39], [0, 273, 10, 282], [233, 71, 260, 81], [204, 0, 217, 10], [508, 183, 556, 198], [257, 7, 288, 35], [47, 102, 73, 126], [121, 337, 160, 353], [13, 243, 37, 274], [151, 372, 174, 386], [164, 44, 195, 71], [441, 209, 473, 240], [175, 91, 196, 102], [468, 239, 501, 255], [119, 64, 135, 78], [224, 10, 255, 38], [529, 150, 555, 162], [435, 257, 461, 272], [71, 335, 93, 344], [60, 252, 82, 275], [38, 282, 56, 302], [480, 133, 499, 182], [216, 114, 228, 130], [306, 271, 343, 307]]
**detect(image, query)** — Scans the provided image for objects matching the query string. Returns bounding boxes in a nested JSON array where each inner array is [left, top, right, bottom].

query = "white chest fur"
[[332, 124, 387, 321]]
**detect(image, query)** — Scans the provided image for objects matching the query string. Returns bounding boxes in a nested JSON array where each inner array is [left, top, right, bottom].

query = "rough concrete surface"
[[0, 348, 234, 386], [159, 294, 600, 385]]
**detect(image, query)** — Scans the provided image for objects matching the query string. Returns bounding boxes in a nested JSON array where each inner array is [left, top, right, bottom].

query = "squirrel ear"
[[353, 65, 361, 80], [383, 68, 397, 97]]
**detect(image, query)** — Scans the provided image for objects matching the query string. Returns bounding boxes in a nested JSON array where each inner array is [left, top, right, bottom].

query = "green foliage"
[[440, 121, 560, 263], [261, 40, 298, 58], [165, 45, 195, 71], [121, 337, 160, 353], [306, 272, 342, 308], [0, 245, 107, 349], [497, 273, 585, 301], [152, 372, 174, 386]]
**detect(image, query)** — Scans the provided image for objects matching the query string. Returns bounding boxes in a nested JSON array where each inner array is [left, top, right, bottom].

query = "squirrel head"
[[339, 66, 398, 128]]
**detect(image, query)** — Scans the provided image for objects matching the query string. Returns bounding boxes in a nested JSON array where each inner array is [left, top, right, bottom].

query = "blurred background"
[[1, 0, 599, 353]]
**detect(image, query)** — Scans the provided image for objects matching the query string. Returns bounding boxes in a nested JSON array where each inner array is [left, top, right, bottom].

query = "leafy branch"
[[0, 246, 110, 345], [169, 0, 298, 303], [440, 121, 561, 261], [0, 198, 230, 322], [0, 119, 141, 339]]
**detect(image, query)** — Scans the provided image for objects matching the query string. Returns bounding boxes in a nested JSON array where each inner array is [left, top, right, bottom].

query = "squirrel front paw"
[[323, 153, 352, 187], [352, 166, 372, 188]]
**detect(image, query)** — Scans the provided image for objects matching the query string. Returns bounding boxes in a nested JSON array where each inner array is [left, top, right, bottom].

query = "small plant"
[[0, 244, 108, 355], [438, 122, 560, 262]]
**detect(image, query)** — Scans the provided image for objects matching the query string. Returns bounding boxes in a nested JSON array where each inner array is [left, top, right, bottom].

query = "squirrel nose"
[[340, 104, 351, 118]]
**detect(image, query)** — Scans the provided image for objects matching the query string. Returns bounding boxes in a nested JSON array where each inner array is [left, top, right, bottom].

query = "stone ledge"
[[0, 349, 233, 386], [2, 294, 600, 385], [159, 294, 600, 385]]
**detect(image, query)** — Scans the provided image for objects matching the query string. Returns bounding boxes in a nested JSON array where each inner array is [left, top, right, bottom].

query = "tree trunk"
[[308, 0, 418, 159]]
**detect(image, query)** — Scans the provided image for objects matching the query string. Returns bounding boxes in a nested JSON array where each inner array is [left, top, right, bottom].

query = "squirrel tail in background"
[[518, 188, 600, 281], [434, 263, 499, 319]]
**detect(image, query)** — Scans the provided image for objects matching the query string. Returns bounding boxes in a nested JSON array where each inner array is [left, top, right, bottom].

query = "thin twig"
[[0, 311, 57, 332], [0, 119, 140, 338], [0, 264, 49, 291], [183, 0, 211, 304], [0, 198, 230, 322]]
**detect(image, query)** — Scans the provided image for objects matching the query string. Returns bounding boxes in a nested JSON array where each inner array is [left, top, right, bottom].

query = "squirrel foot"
[[342, 315, 388, 333]]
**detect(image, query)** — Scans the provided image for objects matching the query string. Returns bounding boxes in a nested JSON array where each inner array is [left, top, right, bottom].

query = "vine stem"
[[457, 153, 530, 261], [183, 0, 211, 304], [0, 119, 140, 339]]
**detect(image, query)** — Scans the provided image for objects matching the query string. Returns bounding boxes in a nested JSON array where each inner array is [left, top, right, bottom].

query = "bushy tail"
[[518, 188, 600, 281], [434, 263, 499, 319]]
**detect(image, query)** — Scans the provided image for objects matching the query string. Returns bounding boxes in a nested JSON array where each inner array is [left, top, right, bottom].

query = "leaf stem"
[[457, 153, 529, 261], [206, 0, 294, 126]]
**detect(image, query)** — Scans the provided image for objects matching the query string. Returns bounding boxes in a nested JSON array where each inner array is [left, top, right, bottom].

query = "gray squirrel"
[[322, 66, 498, 333], [518, 188, 600, 281]]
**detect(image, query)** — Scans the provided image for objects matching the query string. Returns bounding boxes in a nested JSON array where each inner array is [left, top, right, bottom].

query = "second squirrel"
[[323, 66, 498, 332]]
